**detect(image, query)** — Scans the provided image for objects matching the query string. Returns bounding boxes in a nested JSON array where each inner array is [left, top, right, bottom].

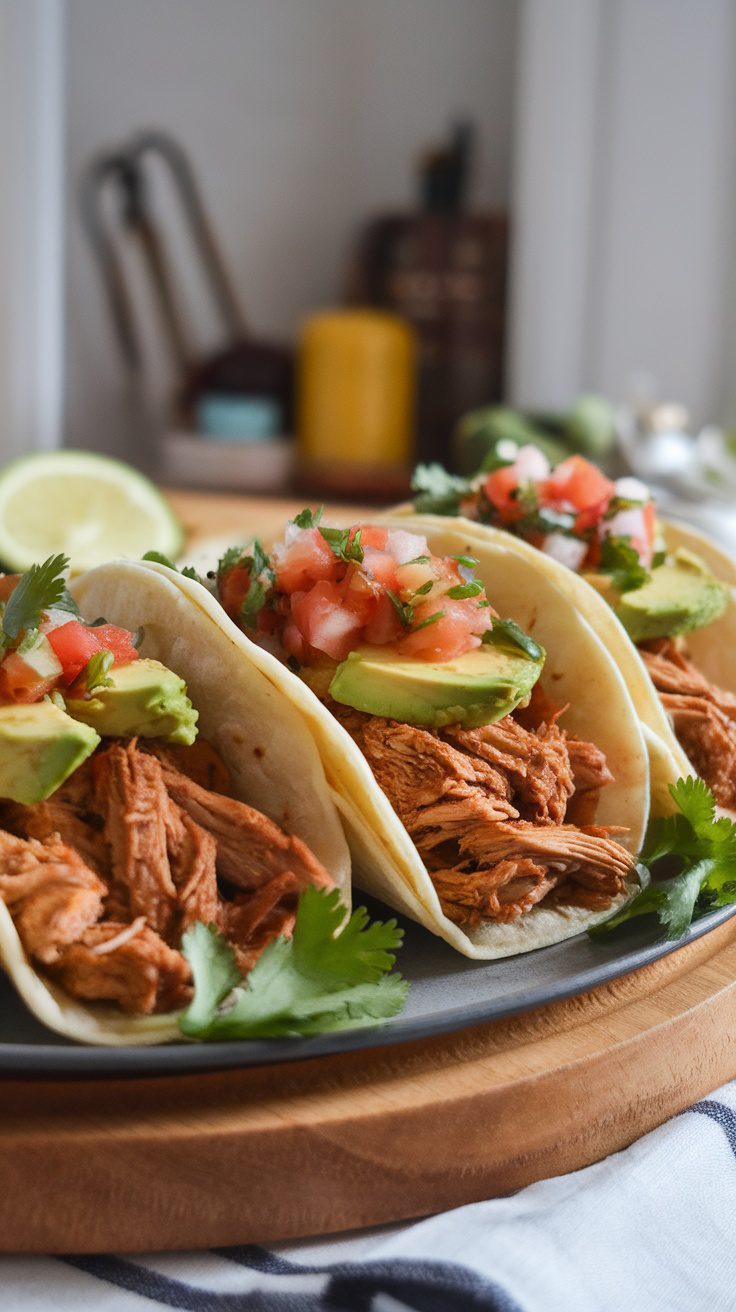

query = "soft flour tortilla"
[[662, 519, 736, 699], [172, 528, 650, 959], [0, 560, 351, 1046], [393, 511, 734, 816]]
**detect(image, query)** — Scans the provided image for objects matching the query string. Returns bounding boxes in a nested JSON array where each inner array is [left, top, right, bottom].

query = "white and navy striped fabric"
[[3, 1080, 735, 1311]]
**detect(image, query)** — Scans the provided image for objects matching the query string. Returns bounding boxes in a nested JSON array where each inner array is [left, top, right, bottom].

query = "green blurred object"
[[454, 394, 616, 475]]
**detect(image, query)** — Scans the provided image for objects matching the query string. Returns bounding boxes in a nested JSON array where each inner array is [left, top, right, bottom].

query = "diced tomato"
[[542, 456, 614, 519], [640, 500, 656, 567], [0, 651, 60, 703], [398, 599, 489, 662], [282, 619, 307, 662], [86, 624, 139, 667], [363, 592, 403, 646], [290, 581, 364, 660], [483, 466, 524, 520], [47, 620, 137, 686], [0, 574, 21, 603], [355, 525, 388, 551], [219, 563, 251, 621], [341, 565, 378, 624], [274, 528, 338, 593], [47, 622, 104, 685], [361, 546, 398, 590]]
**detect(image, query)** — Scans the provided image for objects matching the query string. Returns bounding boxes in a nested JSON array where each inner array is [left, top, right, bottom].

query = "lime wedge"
[[0, 451, 183, 573]]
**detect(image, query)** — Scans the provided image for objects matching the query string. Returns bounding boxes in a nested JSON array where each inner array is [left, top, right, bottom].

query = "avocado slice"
[[328, 641, 544, 729], [593, 548, 730, 643], [0, 702, 100, 804], [65, 658, 198, 745]]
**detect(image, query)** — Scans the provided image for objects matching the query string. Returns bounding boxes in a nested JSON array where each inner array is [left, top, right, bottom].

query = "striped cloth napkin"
[[2, 1079, 734, 1311]]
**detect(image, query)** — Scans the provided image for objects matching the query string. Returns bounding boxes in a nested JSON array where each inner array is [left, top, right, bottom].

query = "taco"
[[198, 513, 651, 959], [0, 556, 352, 1045], [407, 453, 736, 813]]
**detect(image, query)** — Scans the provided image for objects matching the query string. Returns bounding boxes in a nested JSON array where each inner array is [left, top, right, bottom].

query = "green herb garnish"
[[319, 526, 364, 565], [591, 778, 736, 942], [599, 536, 649, 593], [2, 554, 69, 642], [411, 610, 446, 632], [83, 649, 114, 693], [411, 464, 472, 515], [483, 617, 544, 661], [179, 886, 407, 1040], [143, 550, 202, 585], [386, 590, 414, 628], [446, 581, 485, 601], [293, 506, 324, 530], [452, 555, 480, 569]]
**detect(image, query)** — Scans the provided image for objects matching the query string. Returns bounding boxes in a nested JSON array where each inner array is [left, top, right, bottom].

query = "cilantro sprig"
[[482, 617, 545, 661], [179, 886, 408, 1040], [591, 777, 736, 942], [599, 536, 649, 593], [82, 649, 114, 693], [2, 554, 70, 643], [319, 525, 365, 565], [411, 464, 473, 515], [142, 550, 201, 583]]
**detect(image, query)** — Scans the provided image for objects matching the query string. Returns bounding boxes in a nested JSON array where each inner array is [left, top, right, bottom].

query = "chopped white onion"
[[41, 607, 79, 632], [614, 476, 651, 503], [541, 533, 588, 570], [600, 506, 647, 542], [514, 444, 550, 483], [386, 529, 428, 565]]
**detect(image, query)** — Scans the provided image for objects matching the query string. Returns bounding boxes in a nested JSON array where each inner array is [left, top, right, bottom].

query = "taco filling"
[[0, 559, 332, 1016], [413, 451, 734, 806], [215, 517, 636, 929]]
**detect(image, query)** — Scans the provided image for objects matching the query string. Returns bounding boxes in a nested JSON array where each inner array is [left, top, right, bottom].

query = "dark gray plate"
[[1, 898, 734, 1077]]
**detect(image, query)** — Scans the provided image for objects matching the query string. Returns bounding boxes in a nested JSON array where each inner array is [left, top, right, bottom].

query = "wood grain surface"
[[2, 491, 735, 1254]]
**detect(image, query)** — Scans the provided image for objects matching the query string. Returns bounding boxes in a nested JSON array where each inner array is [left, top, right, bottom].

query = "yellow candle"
[[297, 310, 415, 470]]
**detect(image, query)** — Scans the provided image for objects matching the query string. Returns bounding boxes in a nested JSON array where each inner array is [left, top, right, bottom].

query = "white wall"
[[63, 0, 518, 455], [511, 0, 736, 428], [0, 0, 63, 459]]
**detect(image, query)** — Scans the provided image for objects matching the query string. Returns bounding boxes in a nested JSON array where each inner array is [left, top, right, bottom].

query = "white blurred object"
[[617, 399, 694, 485]]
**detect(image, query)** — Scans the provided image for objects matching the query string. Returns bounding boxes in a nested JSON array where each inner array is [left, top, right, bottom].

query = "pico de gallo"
[[216, 512, 501, 667], [0, 554, 139, 705], [413, 448, 661, 586]]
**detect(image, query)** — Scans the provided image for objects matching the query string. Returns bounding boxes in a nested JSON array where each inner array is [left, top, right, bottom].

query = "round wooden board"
[[3, 914, 736, 1255]]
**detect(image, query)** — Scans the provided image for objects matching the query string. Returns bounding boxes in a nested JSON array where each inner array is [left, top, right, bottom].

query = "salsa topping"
[[0, 555, 139, 705], [412, 451, 659, 583], [216, 521, 499, 666]]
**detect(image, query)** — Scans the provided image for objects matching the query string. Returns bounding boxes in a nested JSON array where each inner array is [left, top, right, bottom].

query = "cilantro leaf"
[[240, 579, 267, 628], [2, 554, 69, 641], [216, 545, 247, 573], [292, 506, 324, 530], [599, 536, 649, 592], [411, 610, 445, 632], [386, 589, 413, 628], [179, 921, 241, 1034], [143, 551, 203, 586], [179, 887, 407, 1040], [446, 581, 484, 601], [411, 464, 472, 515], [142, 549, 177, 569], [319, 526, 364, 565], [483, 617, 544, 661], [83, 649, 114, 692], [591, 777, 736, 942]]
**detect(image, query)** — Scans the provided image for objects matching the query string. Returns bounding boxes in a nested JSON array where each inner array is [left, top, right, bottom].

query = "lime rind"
[[0, 450, 183, 572]]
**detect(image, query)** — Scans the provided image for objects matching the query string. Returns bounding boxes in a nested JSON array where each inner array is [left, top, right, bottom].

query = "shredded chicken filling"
[[0, 738, 333, 1015], [332, 691, 632, 927], [640, 639, 736, 810]]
